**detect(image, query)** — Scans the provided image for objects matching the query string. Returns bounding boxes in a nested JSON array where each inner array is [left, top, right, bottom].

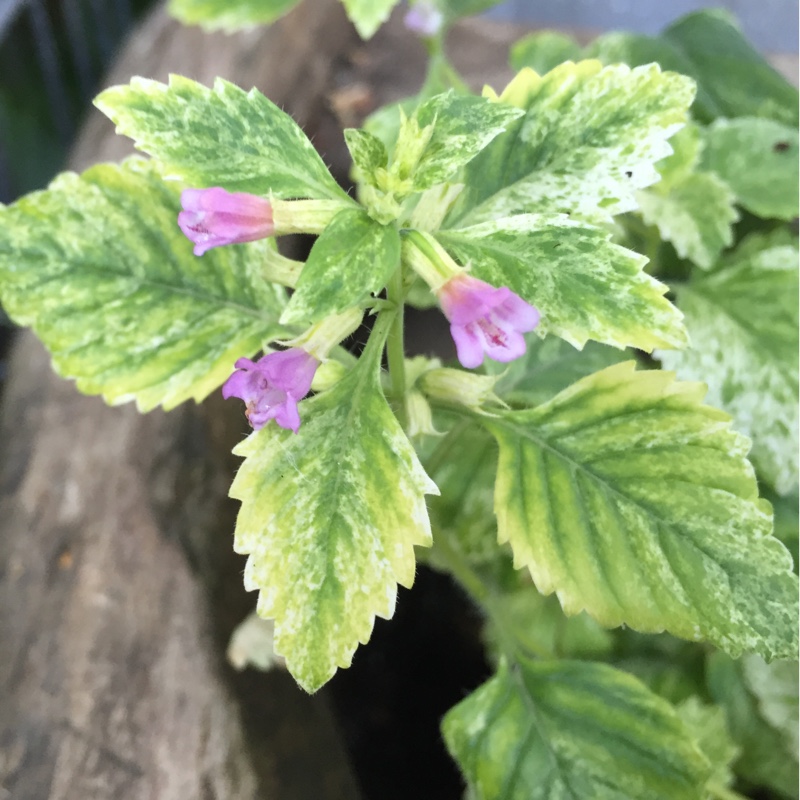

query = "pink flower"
[[178, 187, 274, 256], [404, 2, 444, 37], [222, 349, 319, 434], [437, 275, 540, 369]]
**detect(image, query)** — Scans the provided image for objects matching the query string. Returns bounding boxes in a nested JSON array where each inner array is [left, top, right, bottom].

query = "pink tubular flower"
[[178, 187, 274, 256], [437, 274, 540, 369], [404, 2, 444, 37], [222, 348, 320, 434]]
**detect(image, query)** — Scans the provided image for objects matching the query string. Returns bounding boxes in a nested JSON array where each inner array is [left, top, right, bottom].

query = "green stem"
[[424, 418, 471, 475], [386, 262, 407, 426], [431, 521, 555, 662]]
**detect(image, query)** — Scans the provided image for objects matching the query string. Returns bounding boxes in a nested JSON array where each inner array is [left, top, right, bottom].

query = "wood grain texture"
[[0, 2, 361, 798]]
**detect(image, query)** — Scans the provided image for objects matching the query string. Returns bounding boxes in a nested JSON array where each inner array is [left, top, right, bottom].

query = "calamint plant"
[[0, 0, 797, 796]]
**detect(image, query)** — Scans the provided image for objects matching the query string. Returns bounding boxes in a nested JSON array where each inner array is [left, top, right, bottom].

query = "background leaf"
[[659, 233, 799, 495], [484, 361, 799, 660], [701, 117, 799, 221], [707, 652, 800, 799], [446, 61, 695, 227], [586, 10, 799, 125], [675, 697, 739, 796], [0, 158, 288, 411], [442, 658, 708, 800], [280, 208, 400, 324], [662, 10, 799, 125], [436, 215, 687, 351], [229, 331, 438, 692], [341, 0, 399, 39], [509, 30, 582, 75], [485, 336, 627, 408], [96, 75, 348, 200], [168, 0, 302, 31], [636, 171, 737, 269]]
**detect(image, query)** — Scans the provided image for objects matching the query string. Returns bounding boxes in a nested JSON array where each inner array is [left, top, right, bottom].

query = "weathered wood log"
[[0, 3, 362, 798]]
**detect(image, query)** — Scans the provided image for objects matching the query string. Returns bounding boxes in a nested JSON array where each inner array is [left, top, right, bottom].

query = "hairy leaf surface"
[[446, 61, 695, 227], [230, 334, 438, 692], [660, 233, 799, 494], [484, 361, 799, 660], [442, 658, 708, 800], [96, 75, 348, 200], [437, 215, 687, 351], [0, 158, 287, 410], [281, 208, 400, 324]]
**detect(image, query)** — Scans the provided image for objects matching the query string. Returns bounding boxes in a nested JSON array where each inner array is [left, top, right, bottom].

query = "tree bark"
[[0, 3, 361, 799]]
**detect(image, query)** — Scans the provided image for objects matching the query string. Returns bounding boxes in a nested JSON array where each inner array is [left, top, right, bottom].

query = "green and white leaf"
[[675, 698, 739, 797], [442, 658, 709, 800], [437, 215, 687, 351], [363, 54, 469, 154], [659, 233, 799, 495], [280, 208, 400, 324], [445, 61, 695, 227], [509, 30, 582, 75], [344, 128, 388, 187], [230, 333, 438, 692], [483, 361, 799, 660], [95, 75, 348, 201], [741, 654, 799, 755], [168, 0, 302, 31], [701, 117, 799, 221], [707, 652, 799, 799], [0, 158, 288, 410], [341, 0, 399, 39], [392, 91, 524, 193], [637, 172, 737, 269]]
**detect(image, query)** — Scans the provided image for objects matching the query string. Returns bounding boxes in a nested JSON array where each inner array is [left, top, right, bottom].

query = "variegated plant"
[[0, 1, 796, 797]]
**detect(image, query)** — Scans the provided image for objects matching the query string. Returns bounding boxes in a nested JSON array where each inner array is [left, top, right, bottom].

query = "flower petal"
[[451, 323, 486, 369]]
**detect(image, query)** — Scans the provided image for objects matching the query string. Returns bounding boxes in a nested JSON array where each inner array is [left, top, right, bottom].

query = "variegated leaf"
[[230, 328, 438, 692], [446, 61, 695, 227], [95, 75, 348, 201], [280, 208, 400, 324], [0, 158, 287, 410], [442, 658, 709, 800], [659, 233, 799, 494], [708, 652, 800, 798], [484, 361, 799, 660], [637, 171, 738, 270], [436, 215, 687, 351]]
